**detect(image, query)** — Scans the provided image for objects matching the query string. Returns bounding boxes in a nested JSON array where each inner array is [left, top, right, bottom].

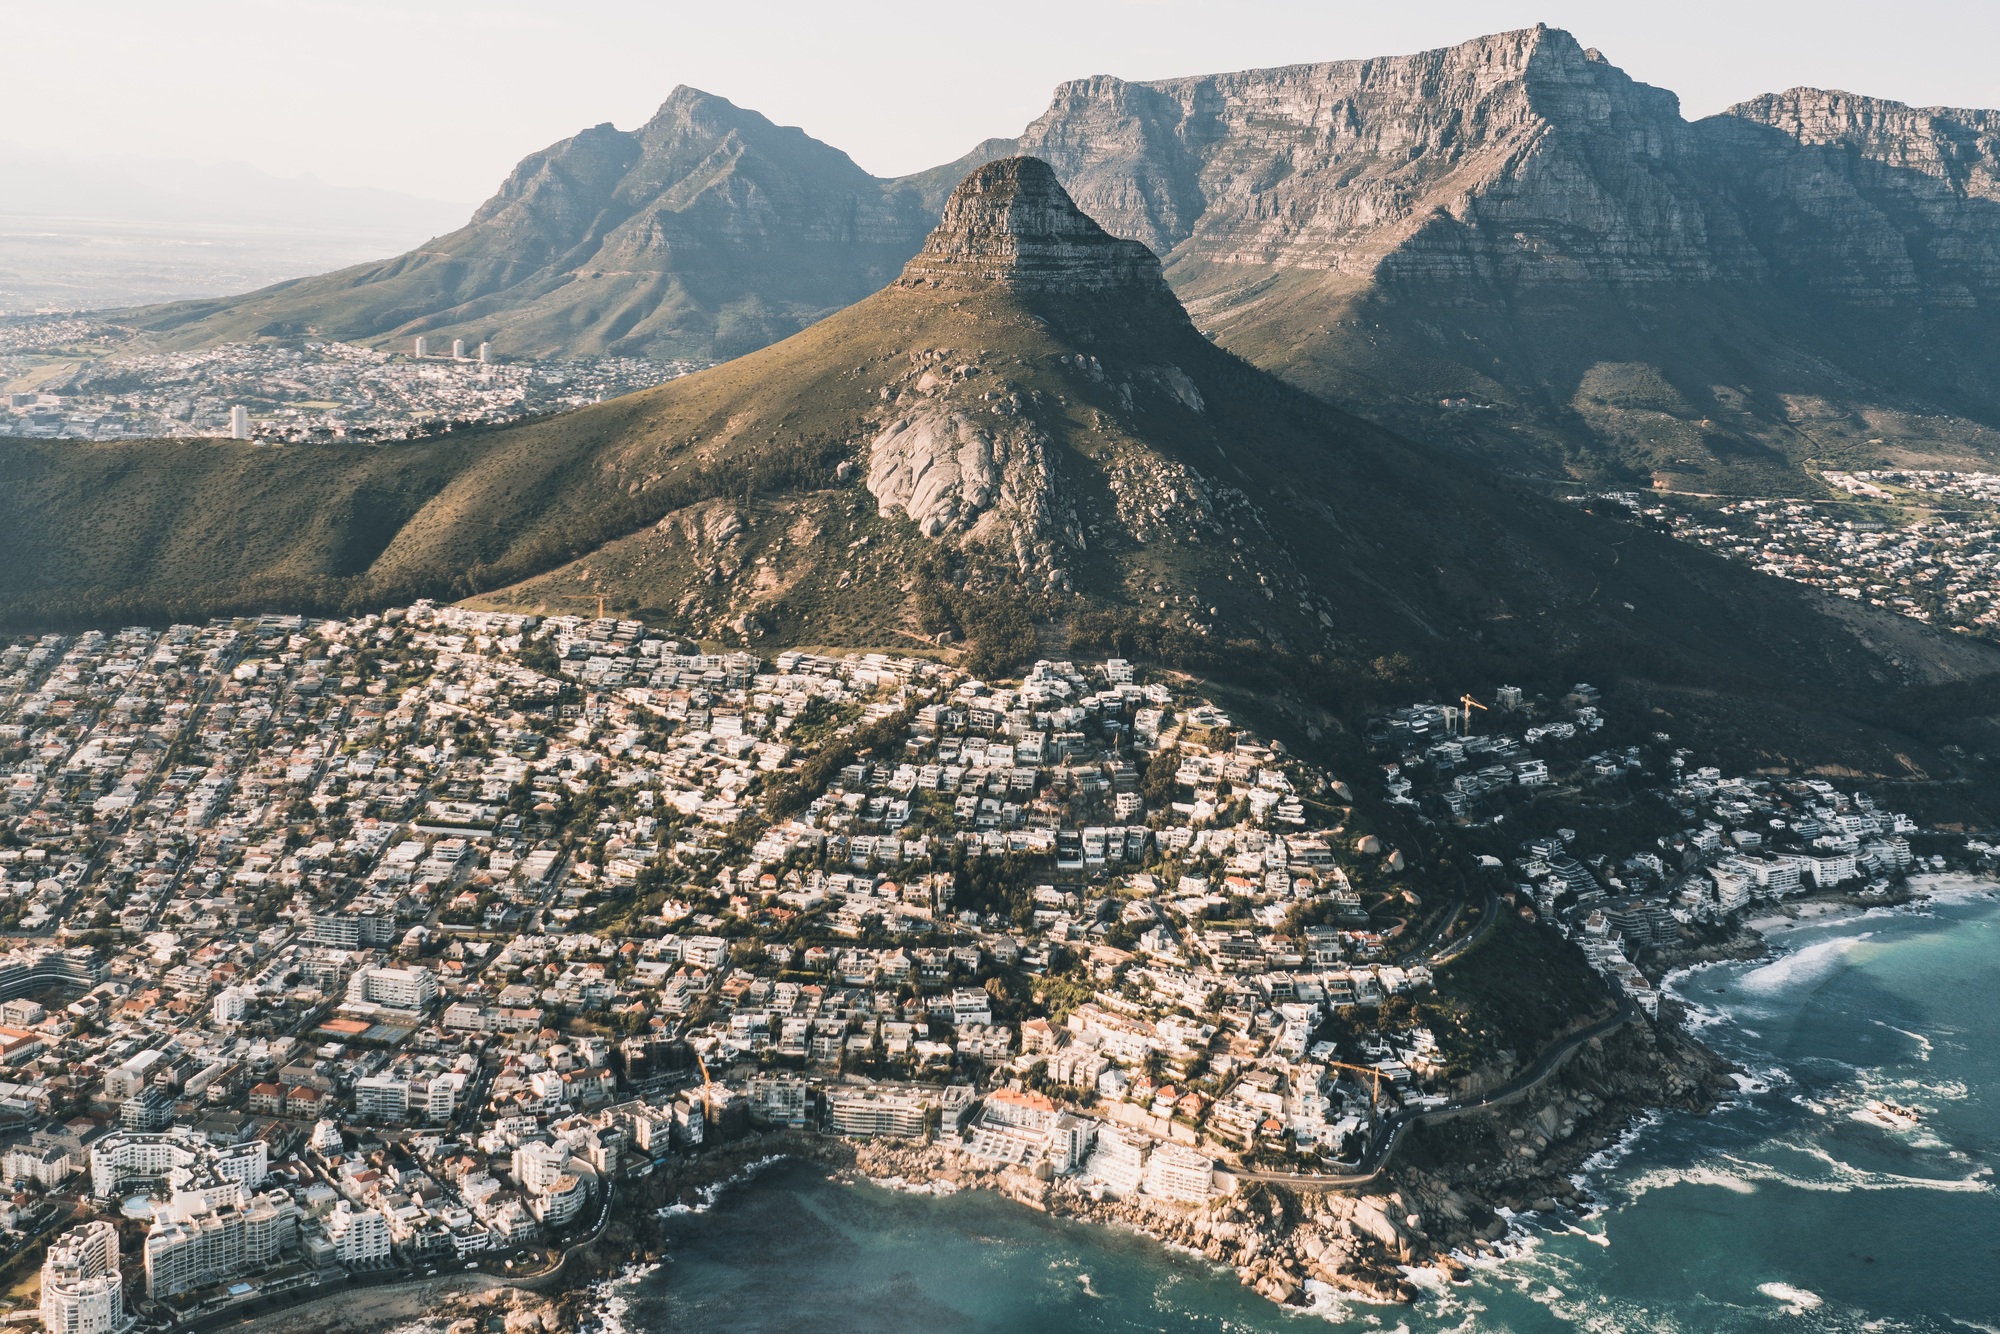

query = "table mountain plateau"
[[112, 26, 2000, 494], [13, 159, 1997, 774]]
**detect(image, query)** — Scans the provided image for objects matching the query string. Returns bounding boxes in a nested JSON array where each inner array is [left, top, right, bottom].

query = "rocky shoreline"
[[840, 1010, 1732, 1308], [270, 1006, 1740, 1331], [254, 877, 1996, 1331], [595, 1002, 1734, 1314], [334, 1008, 1737, 1330]]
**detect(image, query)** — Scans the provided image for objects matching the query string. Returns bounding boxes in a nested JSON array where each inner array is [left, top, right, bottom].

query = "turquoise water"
[[631, 879, 2000, 1332]]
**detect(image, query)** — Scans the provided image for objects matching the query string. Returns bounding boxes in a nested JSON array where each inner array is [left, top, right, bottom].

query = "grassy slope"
[[5, 269, 1998, 771]]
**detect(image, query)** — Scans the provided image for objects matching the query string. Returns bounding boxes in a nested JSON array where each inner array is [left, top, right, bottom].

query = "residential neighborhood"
[[1585, 472, 2000, 644], [0, 606, 1968, 1327]]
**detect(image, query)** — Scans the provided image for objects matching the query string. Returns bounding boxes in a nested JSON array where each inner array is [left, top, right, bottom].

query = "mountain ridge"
[[123, 87, 939, 361], [105, 26, 2000, 494], [11, 156, 1998, 778]]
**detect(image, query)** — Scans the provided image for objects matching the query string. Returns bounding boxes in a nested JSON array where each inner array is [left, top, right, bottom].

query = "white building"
[[510, 1139, 568, 1195], [228, 405, 250, 439], [344, 965, 438, 1011], [308, 1119, 344, 1157], [40, 1220, 126, 1334], [144, 1184, 297, 1298], [1141, 1142, 1215, 1203], [354, 1075, 409, 1121], [90, 1129, 266, 1200], [103, 1049, 165, 1102], [1083, 1125, 1148, 1198], [5, 1138, 76, 1189], [527, 1171, 586, 1226], [325, 1202, 392, 1265], [211, 986, 247, 1027]]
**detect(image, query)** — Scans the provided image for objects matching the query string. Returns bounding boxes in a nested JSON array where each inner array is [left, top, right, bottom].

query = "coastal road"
[[1236, 994, 1642, 1193]]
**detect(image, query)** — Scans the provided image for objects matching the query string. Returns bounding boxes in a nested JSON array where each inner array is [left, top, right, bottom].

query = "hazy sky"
[[10, 0, 2000, 205]]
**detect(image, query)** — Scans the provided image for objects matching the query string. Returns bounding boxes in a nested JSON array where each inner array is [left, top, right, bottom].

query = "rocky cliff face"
[[1700, 89, 2000, 307], [123, 29, 2000, 488], [1013, 27, 1760, 287], [896, 157, 1176, 297], [1002, 26, 2000, 307], [964, 28, 2000, 488]]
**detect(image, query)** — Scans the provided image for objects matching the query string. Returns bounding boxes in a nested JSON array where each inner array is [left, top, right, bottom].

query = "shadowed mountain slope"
[[8, 159, 1996, 773], [115, 29, 2000, 495], [997, 28, 2000, 491]]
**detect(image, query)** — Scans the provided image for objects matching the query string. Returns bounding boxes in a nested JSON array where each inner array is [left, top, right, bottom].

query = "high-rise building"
[[477, 342, 491, 364], [143, 1181, 298, 1298], [40, 1220, 123, 1334], [122, 1086, 173, 1132], [413, 336, 428, 358], [211, 987, 246, 1027], [325, 1202, 391, 1265], [228, 406, 249, 439], [451, 338, 466, 360]]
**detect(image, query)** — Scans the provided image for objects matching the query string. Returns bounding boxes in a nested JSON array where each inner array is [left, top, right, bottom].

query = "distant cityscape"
[[0, 315, 698, 443]]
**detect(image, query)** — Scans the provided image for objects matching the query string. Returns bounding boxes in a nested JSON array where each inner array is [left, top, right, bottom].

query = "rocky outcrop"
[[896, 156, 1179, 299], [1699, 89, 2000, 307], [1011, 27, 1762, 288], [998, 26, 2000, 309], [867, 408, 1011, 536]]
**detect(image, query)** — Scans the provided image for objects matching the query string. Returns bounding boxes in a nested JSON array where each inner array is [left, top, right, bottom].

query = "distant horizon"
[[9, 1, 2000, 205]]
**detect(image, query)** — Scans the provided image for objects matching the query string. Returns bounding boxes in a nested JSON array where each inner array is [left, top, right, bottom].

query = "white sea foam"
[[1623, 1160, 1762, 1197], [593, 1260, 662, 1334], [1625, 1141, 1992, 1201], [1569, 1107, 1664, 1197], [1738, 933, 1873, 996], [1756, 1280, 1823, 1314], [655, 1152, 793, 1217], [1871, 1018, 1935, 1060]]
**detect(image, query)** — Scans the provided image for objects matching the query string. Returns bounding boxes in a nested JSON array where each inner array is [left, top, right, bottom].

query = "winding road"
[[1235, 993, 1642, 1193]]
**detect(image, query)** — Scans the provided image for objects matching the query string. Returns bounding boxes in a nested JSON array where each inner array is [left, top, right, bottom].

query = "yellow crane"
[[1458, 693, 1489, 736], [695, 1050, 715, 1091]]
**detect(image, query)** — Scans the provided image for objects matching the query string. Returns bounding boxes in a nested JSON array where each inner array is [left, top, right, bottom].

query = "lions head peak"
[[897, 156, 1175, 302]]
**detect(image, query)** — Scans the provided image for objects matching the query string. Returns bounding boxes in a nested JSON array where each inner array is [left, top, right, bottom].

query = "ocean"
[[625, 876, 2000, 1332]]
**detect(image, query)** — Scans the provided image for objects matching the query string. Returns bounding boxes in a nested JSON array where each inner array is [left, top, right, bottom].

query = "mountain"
[[9, 158, 1996, 773], [122, 88, 941, 362], [118, 30, 2000, 492], [995, 28, 2000, 490]]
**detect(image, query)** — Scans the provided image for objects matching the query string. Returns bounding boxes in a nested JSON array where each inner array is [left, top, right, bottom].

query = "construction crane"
[[695, 1050, 715, 1091], [596, 594, 607, 621], [1458, 693, 1489, 736], [1322, 1060, 1390, 1127]]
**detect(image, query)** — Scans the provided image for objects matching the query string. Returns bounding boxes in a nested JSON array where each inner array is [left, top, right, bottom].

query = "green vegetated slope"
[[5, 159, 1997, 774]]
